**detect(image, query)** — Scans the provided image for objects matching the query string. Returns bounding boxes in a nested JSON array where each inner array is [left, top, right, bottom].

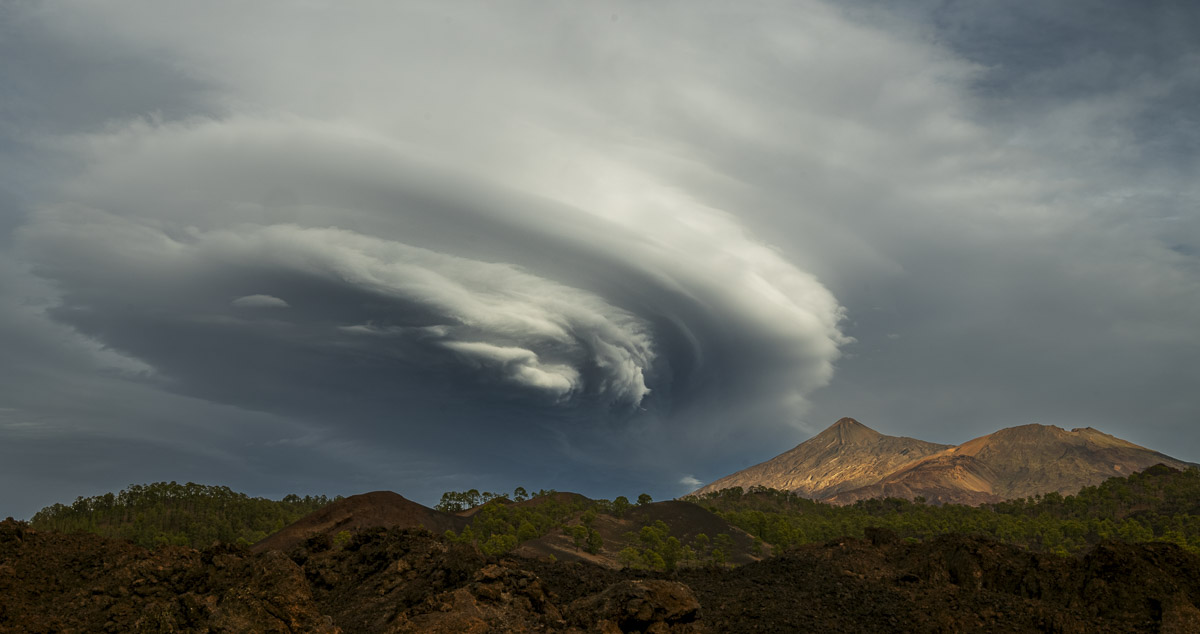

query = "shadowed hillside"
[[250, 491, 467, 554], [257, 490, 765, 570], [6, 517, 1200, 632]]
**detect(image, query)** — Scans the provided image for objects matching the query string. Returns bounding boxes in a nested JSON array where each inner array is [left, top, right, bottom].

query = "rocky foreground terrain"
[[4, 517, 1200, 633]]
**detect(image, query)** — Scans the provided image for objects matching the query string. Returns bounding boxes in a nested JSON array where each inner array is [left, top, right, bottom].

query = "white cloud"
[[442, 340, 581, 398], [231, 294, 289, 309], [679, 475, 702, 488]]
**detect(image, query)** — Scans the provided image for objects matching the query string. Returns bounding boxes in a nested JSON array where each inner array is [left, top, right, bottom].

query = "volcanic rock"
[[565, 580, 704, 633], [6, 518, 1200, 632]]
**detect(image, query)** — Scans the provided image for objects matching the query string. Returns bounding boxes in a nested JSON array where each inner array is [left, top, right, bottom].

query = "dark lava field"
[[4, 518, 1200, 633]]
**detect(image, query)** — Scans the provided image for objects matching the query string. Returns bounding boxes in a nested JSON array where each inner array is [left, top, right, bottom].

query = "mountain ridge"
[[693, 418, 1195, 505]]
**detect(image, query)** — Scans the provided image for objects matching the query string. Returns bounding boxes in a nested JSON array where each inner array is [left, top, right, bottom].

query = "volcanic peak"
[[696, 417, 1195, 506], [688, 417, 951, 499], [816, 417, 882, 445]]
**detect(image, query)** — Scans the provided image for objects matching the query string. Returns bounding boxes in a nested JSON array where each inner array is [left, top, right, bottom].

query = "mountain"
[[694, 418, 1196, 506], [250, 490, 467, 553], [825, 424, 1195, 505], [690, 417, 950, 499]]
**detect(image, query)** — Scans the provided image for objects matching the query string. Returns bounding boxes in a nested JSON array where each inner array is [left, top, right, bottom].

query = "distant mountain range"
[[692, 417, 1195, 505]]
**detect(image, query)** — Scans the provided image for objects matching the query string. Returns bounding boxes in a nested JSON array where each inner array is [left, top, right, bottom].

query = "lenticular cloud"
[[24, 213, 657, 406], [231, 294, 290, 309], [14, 0, 855, 466], [21, 112, 849, 441], [214, 224, 657, 405]]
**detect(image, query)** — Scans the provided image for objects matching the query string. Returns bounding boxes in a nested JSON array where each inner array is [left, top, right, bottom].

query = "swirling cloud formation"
[[7, 2, 858, 505], [2, 1, 1197, 515]]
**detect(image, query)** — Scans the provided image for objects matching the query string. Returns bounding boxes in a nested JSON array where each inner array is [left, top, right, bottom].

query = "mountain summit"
[[818, 417, 884, 445], [693, 418, 1195, 505], [690, 418, 950, 499]]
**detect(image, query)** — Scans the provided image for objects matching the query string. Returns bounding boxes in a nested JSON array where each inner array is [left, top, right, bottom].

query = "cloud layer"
[[1, 1, 1197, 516]]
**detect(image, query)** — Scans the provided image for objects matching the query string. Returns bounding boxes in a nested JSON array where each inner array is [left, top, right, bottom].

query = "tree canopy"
[[691, 465, 1200, 556], [30, 481, 338, 549]]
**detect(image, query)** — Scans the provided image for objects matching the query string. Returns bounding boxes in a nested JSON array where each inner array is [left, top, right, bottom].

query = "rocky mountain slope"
[[695, 418, 1194, 505], [691, 418, 950, 499]]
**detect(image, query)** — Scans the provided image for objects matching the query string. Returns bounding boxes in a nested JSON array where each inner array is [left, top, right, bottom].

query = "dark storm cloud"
[[1, 1, 1198, 516]]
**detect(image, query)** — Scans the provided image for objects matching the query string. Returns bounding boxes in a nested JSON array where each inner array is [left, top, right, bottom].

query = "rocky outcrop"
[[0, 518, 338, 633], [565, 580, 704, 633], [392, 564, 565, 633]]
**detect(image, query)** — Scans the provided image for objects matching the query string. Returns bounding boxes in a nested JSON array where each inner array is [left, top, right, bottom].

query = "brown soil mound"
[[457, 492, 592, 518], [512, 512, 627, 566], [513, 492, 595, 508], [456, 497, 513, 518], [626, 501, 765, 563], [250, 491, 466, 554], [6, 517, 1200, 633], [626, 502, 750, 542]]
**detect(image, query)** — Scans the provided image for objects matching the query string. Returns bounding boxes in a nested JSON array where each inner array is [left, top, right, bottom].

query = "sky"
[[1, 1, 1198, 519]]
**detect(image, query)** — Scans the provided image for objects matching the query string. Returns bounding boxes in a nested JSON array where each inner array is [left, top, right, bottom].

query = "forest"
[[29, 481, 338, 548], [693, 464, 1200, 555], [25, 465, 1200, 561]]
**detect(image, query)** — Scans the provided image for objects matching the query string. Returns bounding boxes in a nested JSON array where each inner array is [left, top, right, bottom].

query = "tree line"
[[690, 464, 1200, 556], [31, 466, 1196, 561], [436, 489, 731, 571], [29, 481, 338, 548], [439, 487, 653, 557]]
